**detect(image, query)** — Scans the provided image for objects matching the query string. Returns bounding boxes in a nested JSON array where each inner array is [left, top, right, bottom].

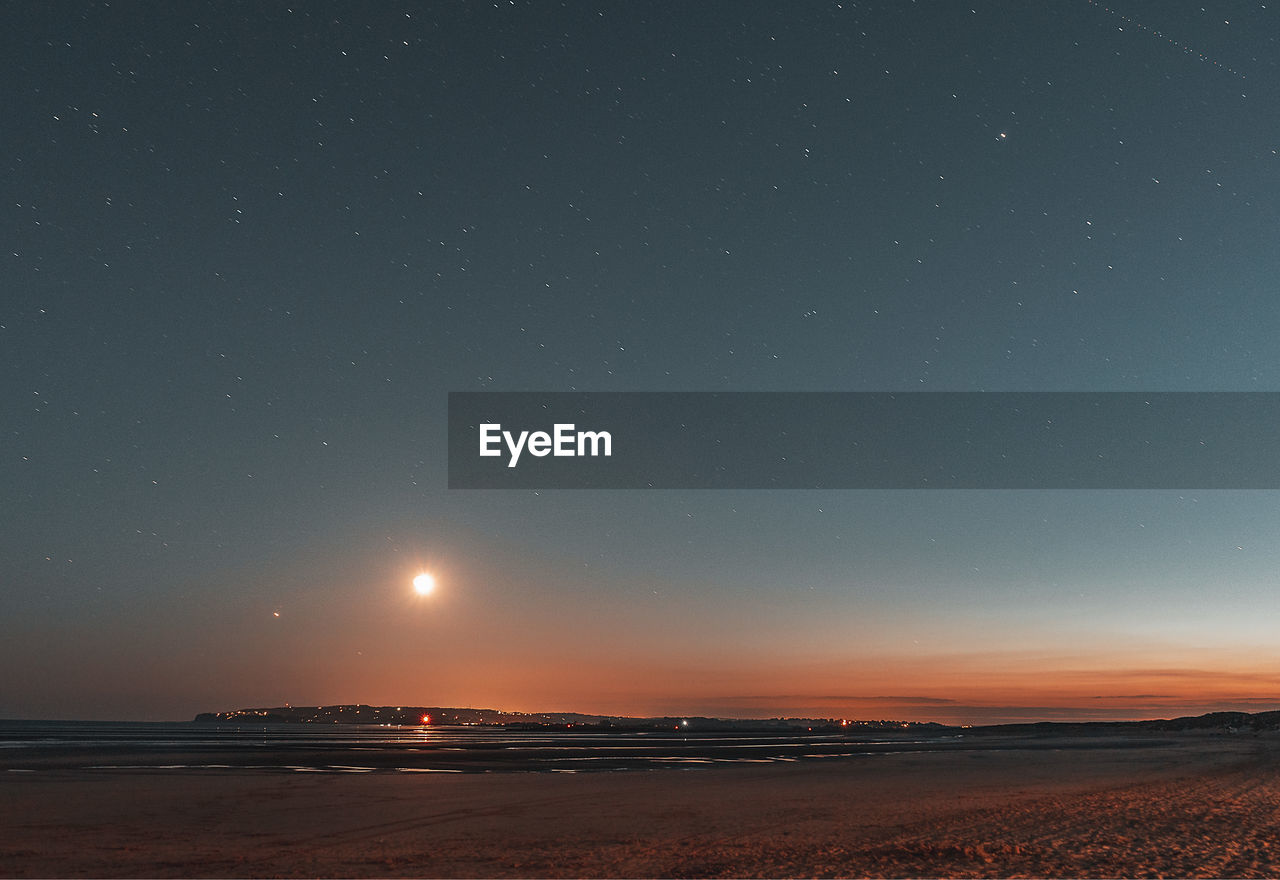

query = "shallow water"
[[0, 719, 1169, 774]]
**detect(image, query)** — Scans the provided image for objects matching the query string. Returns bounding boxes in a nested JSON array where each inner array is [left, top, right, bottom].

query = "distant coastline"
[[194, 703, 1280, 734], [193, 703, 942, 732]]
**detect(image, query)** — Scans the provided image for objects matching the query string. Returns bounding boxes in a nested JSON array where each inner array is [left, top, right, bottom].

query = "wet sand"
[[3, 732, 1277, 878]]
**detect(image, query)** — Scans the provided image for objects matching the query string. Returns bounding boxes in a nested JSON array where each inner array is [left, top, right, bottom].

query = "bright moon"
[[412, 573, 435, 596]]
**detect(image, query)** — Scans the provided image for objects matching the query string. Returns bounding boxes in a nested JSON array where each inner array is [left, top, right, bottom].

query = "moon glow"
[[412, 573, 436, 596]]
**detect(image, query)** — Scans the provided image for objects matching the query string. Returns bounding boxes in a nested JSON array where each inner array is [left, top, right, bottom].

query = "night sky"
[[5, 1, 1280, 724]]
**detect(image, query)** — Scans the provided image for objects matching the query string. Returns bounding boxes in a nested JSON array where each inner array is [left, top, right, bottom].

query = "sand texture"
[[2, 732, 1278, 878]]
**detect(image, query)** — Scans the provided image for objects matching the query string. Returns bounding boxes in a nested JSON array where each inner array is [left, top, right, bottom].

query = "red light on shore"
[[421, 714, 431, 725]]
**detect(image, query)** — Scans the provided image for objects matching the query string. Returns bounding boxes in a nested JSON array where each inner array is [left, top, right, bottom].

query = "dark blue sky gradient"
[[4, 1, 1280, 722]]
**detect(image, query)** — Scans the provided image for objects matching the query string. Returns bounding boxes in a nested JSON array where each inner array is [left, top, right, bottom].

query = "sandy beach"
[[2, 731, 1277, 878]]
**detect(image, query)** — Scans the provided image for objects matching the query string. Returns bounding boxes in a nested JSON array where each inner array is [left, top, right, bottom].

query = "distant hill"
[[943, 709, 1280, 736], [1141, 710, 1280, 732]]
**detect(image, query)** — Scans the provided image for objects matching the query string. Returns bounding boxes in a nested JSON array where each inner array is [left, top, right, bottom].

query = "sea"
[[0, 719, 978, 774]]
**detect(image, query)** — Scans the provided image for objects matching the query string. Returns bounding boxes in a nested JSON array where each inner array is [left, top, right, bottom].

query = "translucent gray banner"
[[447, 392, 1280, 489]]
